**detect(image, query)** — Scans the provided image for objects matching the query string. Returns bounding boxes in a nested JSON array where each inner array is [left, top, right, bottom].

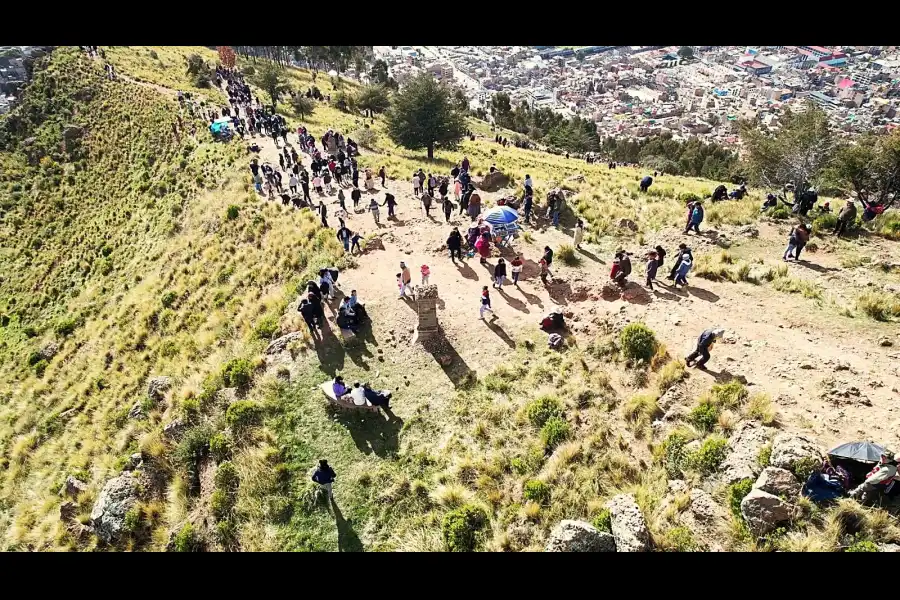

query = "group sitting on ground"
[[331, 376, 392, 409]]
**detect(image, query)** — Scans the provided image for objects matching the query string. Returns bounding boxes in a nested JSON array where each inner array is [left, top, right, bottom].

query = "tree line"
[[599, 135, 738, 180]]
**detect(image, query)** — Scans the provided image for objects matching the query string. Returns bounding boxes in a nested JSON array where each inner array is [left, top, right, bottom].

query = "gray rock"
[[770, 433, 822, 472], [39, 341, 59, 360], [721, 421, 776, 485], [128, 401, 144, 420], [545, 520, 616, 552], [265, 331, 305, 355], [679, 488, 729, 551], [146, 376, 172, 401], [667, 480, 689, 494], [738, 225, 759, 238], [64, 476, 87, 499], [163, 419, 186, 439], [618, 218, 638, 232], [60, 501, 78, 522], [879, 543, 900, 552], [606, 494, 651, 552], [215, 387, 238, 404], [90, 473, 138, 543], [687, 489, 727, 524], [124, 453, 143, 471], [753, 467, 801, 498], [740, 489, 793, 536]]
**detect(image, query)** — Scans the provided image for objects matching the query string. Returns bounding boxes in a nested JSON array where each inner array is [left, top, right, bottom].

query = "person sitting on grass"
[[685, 328, 725, 369]]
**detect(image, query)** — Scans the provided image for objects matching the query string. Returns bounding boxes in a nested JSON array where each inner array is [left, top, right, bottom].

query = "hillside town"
[[373, 45, 900, 146]]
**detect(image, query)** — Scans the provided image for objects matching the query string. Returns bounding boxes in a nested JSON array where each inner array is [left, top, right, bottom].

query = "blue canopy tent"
[[483, 206, 520, 248]]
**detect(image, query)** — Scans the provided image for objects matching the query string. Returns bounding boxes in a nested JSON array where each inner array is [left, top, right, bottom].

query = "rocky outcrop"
[[879, 543, 900, 552], [680, 488, 729, 551], [740, 489, 793, 536], [163, 419, 186, 439], [477, 170, 510, 192], [39, 341, 59, 360], [64, 476, 87, 499], [606, 494, 651, 552], [545, 520, 616, 552], [90, 473, 138, 543], [146, 376, 172, 401], [617, 218, 638, 232], [770, 433, 822, 472], [265, 331, 305, 355], [753, 467, 801, 498], [721, 421, 776, 485]]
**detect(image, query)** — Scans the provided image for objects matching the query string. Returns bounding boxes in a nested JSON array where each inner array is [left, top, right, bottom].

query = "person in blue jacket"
[[639, 175, 653, 192], [312, 459, 336, 500], [685, 328, 725, 369], [684, 200, 704, 234]]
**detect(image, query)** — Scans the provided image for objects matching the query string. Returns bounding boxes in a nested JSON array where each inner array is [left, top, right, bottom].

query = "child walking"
[[479, 286, 497, 321], [511, 255, 523, 286], [420, 264, 431, 286], [645, 250, 659, 290]]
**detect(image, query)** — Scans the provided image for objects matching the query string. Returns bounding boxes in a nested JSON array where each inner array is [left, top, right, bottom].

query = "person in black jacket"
[[493, 258, 507, 289], [447, 227, 463, 262], [667, 244, 692, 280], [350, 186, 361, 210], [654, 245, 666, 268], [311, 459, 336, 500], [298, 296, 320, 339], [685, 328, 725, 369], [382, 193, 397, 218]]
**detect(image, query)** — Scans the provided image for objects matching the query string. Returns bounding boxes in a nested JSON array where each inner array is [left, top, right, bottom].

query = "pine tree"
[[385, 73, 466, 160]]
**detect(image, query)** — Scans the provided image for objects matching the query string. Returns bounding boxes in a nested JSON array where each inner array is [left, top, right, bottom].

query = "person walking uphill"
[[645, 249, 659, 290], [336, 223, 352, 252], [685, 327, 725, 369], [668, 243, 692, 280], [443, 196, 454, 223], [834, 199, 857, 238], [685, 200, 704, 234], [312, 459, 336, 500], [447, 227, 463, 262], [382, 193, 397, 218]]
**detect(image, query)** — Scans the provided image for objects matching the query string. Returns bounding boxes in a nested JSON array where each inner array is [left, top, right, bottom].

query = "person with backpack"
[[311, 459, 336, 500], [685, 201, 704, 234], [685, 327, 725, 369], [674, 252, 693, 288]]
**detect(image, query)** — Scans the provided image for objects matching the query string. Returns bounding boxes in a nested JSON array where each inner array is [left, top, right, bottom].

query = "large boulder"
[[477, 170, 510, 192], [770, 433, 822, 472], [146, 376, 172, 401], [90, 473, 138, 543], [680, 488, 729, 551], [265, 331, 305, 355], [740, 489, 793, 536], [606, 494, 651, 552], [753, 467, 801, 498], [720, 421, 776, 485], [545, 520, 616, 552]]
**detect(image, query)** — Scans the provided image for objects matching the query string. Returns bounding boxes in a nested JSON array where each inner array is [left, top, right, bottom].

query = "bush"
[[757, 444, 772, 468], [745, 393, 777, 425], [54, 316, 79, 337], [727, 479, 754, 518], [623, 394, 661, 429], [557, 244, 580, 266], [708, 380, 748, 408], [352, 128, 378, 149], [525, 395, 562, 427], [441, 504, 488, 552], [790, 456, 821, 481], [214, 461, 239, 491], [540, 417, 570, 451], [210, 489, 233, 520], [253, 315, 280, 340], [689, 401, 719, 432], [657, 359, 686, 393], [226, 205, 240, 220], [161, 291, 178, 308], [221, 358, 253, 388], [811, 212, 838, 236], [33, 359, 49, 378], [662, 526, 697, 552], [174, 425, 212, 490], [225, 400, 263, 429], [592, 509, 611, 533], [619, 323, 657, 363], [209, 433, 231, 462], [173, 523, 200, 552], [767, 205, 791, 220], [27, 351, 43, 366], [846, 538, 878, 552], [856, 291, 900, 322], [523, 479, 551, 505], [686, 435, 728, 475], [678, 192, 701, 204], [661, 431, 690, 478]]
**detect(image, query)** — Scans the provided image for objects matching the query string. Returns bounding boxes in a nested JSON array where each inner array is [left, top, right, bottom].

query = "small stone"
[[64, 476, 88, 499], [878, 338, 893, 347]]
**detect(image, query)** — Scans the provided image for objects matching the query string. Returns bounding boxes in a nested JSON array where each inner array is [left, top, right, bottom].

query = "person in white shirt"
[[350, 382, 369, 406], [524, 174, 533, 191]]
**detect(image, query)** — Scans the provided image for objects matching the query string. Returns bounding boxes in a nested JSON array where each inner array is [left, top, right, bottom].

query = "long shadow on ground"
[[421, 327, 476, 389]]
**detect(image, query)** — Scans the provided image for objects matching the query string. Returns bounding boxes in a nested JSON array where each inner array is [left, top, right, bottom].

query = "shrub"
[[210, 489, 233, 520], [442, 504, 488, 552], [709, 380, 748, 408], [678, 192, 701, 204], [846, 538, 878, 553], [353, 128, 378, 149], [856, 291, 900, 322], [221, 358, 253, 388], [623, 394, 661, 429], [790, 456, 821, 481], [811, 212, 838, 236], [767, 205, 791, 220], [214, 461, 239, 491], [689, 401, 719, 432], [686, 435, 728, 475], [225, 400, 263, 429], [557, 244, 580, 266], [727, 479, 754, 518], [619, 323, 657, 363], [54, 316, 79, 337], [122, 507, 142, 535], [226, 205, 240, 220], [209, 433, 231, 462], [173, 523, 200, 552], [745, 393, 777, 425], [592, 509, 611, 533], [161, 291, 178, 308], [523, 479, 551, 505], [661, 431, 690, 478], [662, 526, 697, 552], [657, 359, 686, 393], [540, 417, 571, 451], [483, 374, 511, 393], [174, 425, 212, 489], [253, 315, 280, 340], [525, 395, 562, 427], [757, 443, 772, 468]]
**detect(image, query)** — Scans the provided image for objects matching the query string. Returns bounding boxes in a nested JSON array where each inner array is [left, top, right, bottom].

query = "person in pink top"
[[453, 178, 462, 201], [420, 264, 431, 285]]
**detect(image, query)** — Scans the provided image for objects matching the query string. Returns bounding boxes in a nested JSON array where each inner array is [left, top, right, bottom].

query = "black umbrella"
[[828, 441, 886, 463]]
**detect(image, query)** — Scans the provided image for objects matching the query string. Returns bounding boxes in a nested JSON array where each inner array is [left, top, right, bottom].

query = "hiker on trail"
[[289, 173, 299, 195], [311, 459, 336, 500], [351, 187, 361, 210], [443, 196, 454, 222], [523, 191, 534, 224], [323, 170, 333, 194], [420, 264, 431, 286], [480, 285, 497, 321], [540, 255, 551, 284], [673, 252, 693, 288], [382, 193, 397, 218], [640, 175, 653, 193], [610, 251, 632, 287], [279, 154, 286, 171], [253, 174, 263, 194], [493, 258, 507, 289], [399, 262, 412, 299], [667, 243, 692, 280], [552, 193, 564, 226], [475, 231, 491, 265], [439, 177, 449, 199], [461, 156, 470, 172], [299, 295, 321, 338], [685, 327, 725, 369], [834, 199, 857, 237], [543, 246, 554, 271], [453, 177, 462, 202], [365, 168, 376, 192], [459, 184, 472, 215], [427, 173, 437, 196], [318, 201, 329, 228], [412, 172, 422, 197], [645, 250, 659, 290], [368, 198, 381, 224], [351, 232, 363, 254], [336, 224, 352, 252], [422, 192, 434, 218], [337, 188, 347, 212], [379, 166, 386, 187], [524, 174, 533, 196], [848, 451, 899, 503], [511, 255, 524, 286], [783, 223, 810, 261], [300, 171, 311, 203], [573, 219, 585, 249], [468, 189, 482, 220], [684, 200, 704, 234], [447, 227, 463, 262], [458, 169, 472, 191], [313, 174, 324, 196], [334, 162, 343, 187]]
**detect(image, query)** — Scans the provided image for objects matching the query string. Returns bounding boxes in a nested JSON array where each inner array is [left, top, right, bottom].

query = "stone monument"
[[413, 284, 439, 342]]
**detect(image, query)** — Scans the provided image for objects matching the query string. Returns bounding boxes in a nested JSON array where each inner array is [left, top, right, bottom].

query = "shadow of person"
[[686, 285, 721, 303], [315, 324, 346, 376], [578, 247, 604, 263], [454, 259, 479, 281], [485, 319, 516, 348], [793, 260, 840, 274], [701, 368, 749, 385], [329, 408, 402, 458], [498, 287, 529, 313], [514, 284, 543, 308], [651, 287, 681, 301], [620, 283, 653, 305], [332, 500, 364, 552]]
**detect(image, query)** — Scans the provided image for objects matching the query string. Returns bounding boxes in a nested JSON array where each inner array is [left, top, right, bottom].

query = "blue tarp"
[[483, 206, 519, 226], [802, 473, 845, 503]]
